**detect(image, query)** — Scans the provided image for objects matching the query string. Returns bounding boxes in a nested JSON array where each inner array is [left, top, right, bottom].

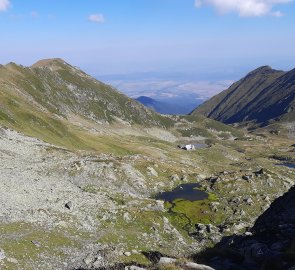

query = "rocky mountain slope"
[[0, 118, 294, 269], [192, 66, 295, 127], [196, 184, 295, 269]]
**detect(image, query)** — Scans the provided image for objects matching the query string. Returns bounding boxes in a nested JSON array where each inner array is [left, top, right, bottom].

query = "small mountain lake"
[[276, 163, 295, 169], [155, 183, 208, 202]]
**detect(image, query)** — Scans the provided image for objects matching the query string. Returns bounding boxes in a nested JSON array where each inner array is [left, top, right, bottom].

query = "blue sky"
[[1, 0, 295, 97]]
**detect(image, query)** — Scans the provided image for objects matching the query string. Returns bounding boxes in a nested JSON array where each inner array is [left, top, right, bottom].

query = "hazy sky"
[[1, 0, 295, 78]]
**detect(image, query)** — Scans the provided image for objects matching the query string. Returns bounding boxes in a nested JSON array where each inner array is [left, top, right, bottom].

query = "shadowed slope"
[[192, 66, 295, 126]]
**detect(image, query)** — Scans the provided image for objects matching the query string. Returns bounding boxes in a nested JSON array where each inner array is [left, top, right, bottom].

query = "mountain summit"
[[192, 66, 295, 126], [30, 58, 70, 69]]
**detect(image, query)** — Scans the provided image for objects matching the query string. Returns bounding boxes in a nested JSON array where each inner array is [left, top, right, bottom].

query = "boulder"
[[158, 257, 177, 264], [186, 262, 215, 270], [255, 168, 264, 175], [242, 175, 252, 182], [65, 201, 72, 210], [147, 167, 158, 177], [244, 197, 253, 205], [171, 174, 180, 181], [31, 240, 42, 248], [6, 257, 18, 264], [92, 256, 104, 268], [84, 256, 93, 266], [125, 266, 146, 270], [0, 249, 6, 260]]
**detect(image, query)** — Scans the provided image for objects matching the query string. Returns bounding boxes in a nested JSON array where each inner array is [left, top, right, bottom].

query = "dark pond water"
[[276, 163, 295, 169], [155, 183, 208, 202]]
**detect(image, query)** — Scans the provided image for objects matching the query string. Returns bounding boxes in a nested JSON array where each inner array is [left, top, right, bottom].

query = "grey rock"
[[84, 256, 93, 266], [158, 257, 177, 264], [125, 266, 146, 270], [0, 128, 6, 137], [255, 168, 264, 175], [147, 167, 158, 177], [206, 224, 217, 233], [231, 197, 240, 204], [93, 256, 104, 268], [196, 223, 207, 231], [264, 195, 270, 202], [242, 175, 252, 182], [0, 249, 6, 260], [6, 257, 18, 264], [171, 174, 180, 181], [244, 197, 253, 205], [31, 240, 42, 248], [65, 201, 72, 210], [198, 174, 207, 180], [211, 206, 218, 212], [123, 212, 131, 222], [185, 262, 215, 270]]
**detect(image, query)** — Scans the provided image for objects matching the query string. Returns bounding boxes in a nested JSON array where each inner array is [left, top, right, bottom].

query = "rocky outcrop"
[[195, 185, 295, 270]]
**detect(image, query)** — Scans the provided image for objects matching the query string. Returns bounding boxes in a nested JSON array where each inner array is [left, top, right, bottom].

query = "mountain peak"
[[4, 62, 20, 69], [31, 58, 69, 69], [247, 65, 277, 76], [192, 65, 293, 126]]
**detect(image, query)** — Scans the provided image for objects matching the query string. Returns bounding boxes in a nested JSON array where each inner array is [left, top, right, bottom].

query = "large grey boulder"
[[186, 262, 215, 270]]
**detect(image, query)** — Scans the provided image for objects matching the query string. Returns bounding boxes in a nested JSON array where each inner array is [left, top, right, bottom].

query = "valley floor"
[[0, 125, 294, 269]]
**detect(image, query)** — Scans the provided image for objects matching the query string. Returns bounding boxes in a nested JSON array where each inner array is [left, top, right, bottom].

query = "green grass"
[[98, 207, 194, 257], [0, 222, 84, 270], [205, 120, 243, 138], [0, 110, 15, 123], [177, 127, 213, 138], [164, 191, 223, 235]]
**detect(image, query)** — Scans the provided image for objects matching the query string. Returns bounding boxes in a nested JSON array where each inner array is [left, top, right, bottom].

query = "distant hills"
[[135, 96, 200, 115], [192, 66, 295, 126]]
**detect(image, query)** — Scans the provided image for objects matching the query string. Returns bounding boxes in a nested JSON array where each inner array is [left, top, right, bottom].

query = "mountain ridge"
[[0, 58, 174, 149], [191, 65, 294, 126], [0, 58, 172, 125]]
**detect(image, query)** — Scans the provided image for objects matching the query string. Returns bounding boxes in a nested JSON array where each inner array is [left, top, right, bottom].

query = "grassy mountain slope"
[[2, 59, 172, 126], [0, 59, 174, 149], [191, 66, 295, 126]]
